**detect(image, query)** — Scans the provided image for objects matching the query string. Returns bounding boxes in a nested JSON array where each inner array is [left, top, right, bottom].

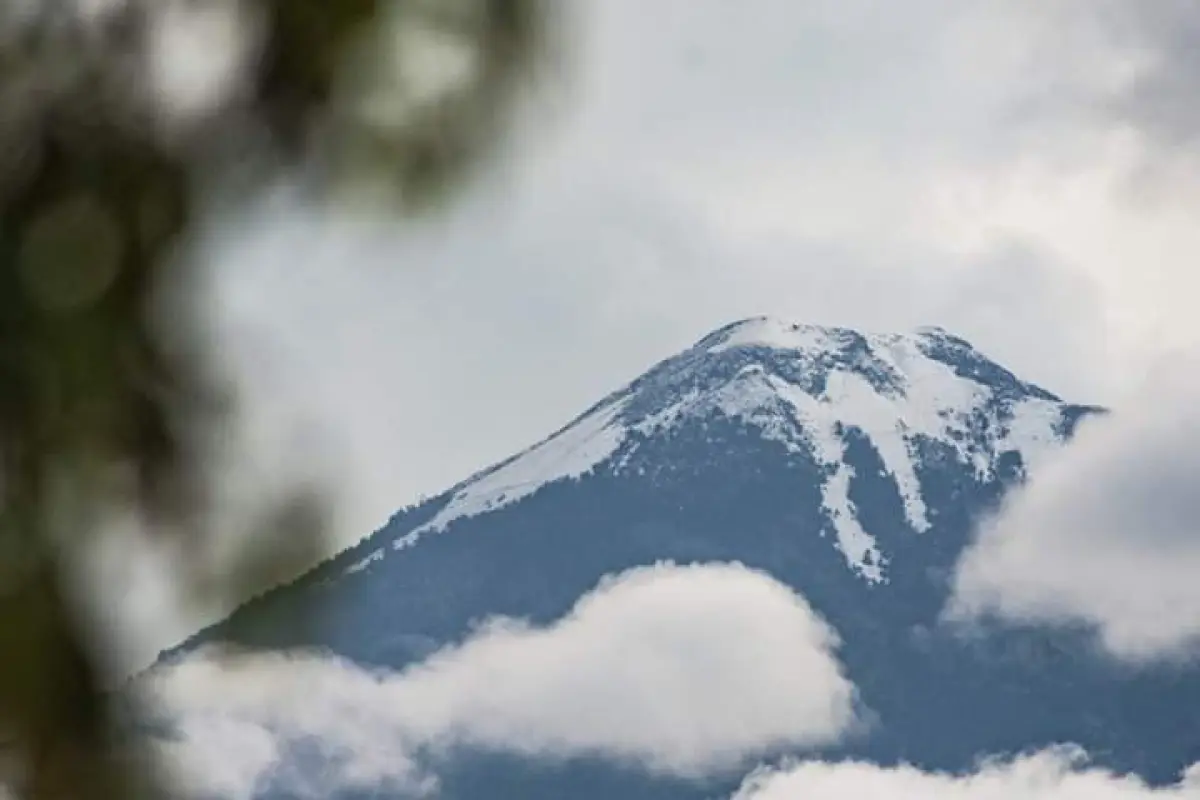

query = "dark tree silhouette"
[[0, 1, 555, 797]]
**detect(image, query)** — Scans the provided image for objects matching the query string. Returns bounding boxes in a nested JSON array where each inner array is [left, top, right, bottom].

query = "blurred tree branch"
[[0, 1, 555, 797]]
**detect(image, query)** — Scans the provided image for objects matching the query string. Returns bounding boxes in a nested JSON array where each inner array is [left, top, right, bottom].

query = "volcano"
[[162, 317, 1198, 798]]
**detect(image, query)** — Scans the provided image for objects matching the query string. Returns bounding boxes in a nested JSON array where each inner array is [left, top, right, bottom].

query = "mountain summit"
[[167, 317, 1197, 799], [347, 316, 1085, 584]]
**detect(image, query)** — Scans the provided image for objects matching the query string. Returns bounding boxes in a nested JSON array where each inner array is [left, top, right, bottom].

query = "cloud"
[[732, 748, 1200, 800], [139, 562, 858, 798], [1017, 0, 1200, 190], [154, 716, 283, 800], [1084, 0, 1200, 151], [947, 359, 1200, 662]]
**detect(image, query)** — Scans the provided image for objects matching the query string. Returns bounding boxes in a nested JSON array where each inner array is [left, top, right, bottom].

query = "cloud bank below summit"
[[143, 562, 858, 798], [142, 558, 1200, 799]]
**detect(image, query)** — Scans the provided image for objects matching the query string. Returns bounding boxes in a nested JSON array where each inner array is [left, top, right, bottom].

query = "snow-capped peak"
[[352, 317, 1084, 584], [704, 317, 848, 355]]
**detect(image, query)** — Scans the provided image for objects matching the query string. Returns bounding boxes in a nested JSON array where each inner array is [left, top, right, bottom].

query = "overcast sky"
[[85, 0, 1200, 681], [196, 0, 1200, 543]]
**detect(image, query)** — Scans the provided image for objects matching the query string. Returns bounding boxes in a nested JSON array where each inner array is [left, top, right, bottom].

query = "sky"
[[77, 0, 1200, 674], [52, 0, 1200, 796], [197, 0, 1200, 542]]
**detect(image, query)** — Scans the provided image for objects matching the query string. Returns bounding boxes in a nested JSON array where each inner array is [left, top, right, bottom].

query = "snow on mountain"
[[350, 317, 1075, 583], [342, 399, 631, 573], [163, 316, 1200, 798], [395, 397, 630, 549]]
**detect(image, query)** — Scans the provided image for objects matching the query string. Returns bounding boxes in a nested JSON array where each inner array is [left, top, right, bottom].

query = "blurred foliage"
[[0, 0, 555, 797]]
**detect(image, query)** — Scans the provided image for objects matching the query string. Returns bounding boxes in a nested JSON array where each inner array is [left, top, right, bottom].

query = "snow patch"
[[998, 396, 1071, 474], [346, 548, 384, 574], [632, 327, 1069, 582], [387, 397, 631, 553], [708, 317, 842, 355]]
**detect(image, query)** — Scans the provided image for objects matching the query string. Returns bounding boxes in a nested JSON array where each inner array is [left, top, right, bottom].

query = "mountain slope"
[[162, 317, 1198, 798], [344, 317, 1090, 584]]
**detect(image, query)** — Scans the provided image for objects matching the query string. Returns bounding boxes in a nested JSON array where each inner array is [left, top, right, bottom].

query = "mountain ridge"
[[162, 315, 1105, 661], [149, 316, 1200, 800], [341, 316, 1101, 583]]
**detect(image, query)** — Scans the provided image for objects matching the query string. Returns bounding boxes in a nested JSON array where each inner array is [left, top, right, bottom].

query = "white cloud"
[[948, 359, 1200, 662], [155, 716, 282, 800], [140, 562, 858, 798], [732, 748, 1200, 800]]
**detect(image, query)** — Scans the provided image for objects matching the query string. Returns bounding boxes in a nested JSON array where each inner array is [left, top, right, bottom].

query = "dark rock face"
[[164, 318, 1192, 798]]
